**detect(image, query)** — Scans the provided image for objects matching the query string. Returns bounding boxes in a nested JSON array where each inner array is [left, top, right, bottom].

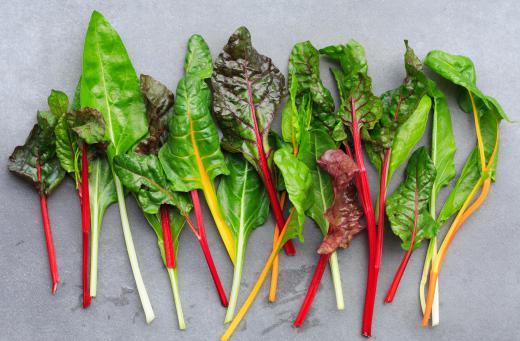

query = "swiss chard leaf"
[[273, 148, 313, 237], [135, 75, 175, 155], [144, 206, 186, 263], [9, 110, 65, 195], [316, 149, 364, 254], [288, 41, 344, 141], [89, 156, 117, 231], [114, 153, 192, 215], [365, 41, 430, 173], [80, 10, 148, 161], [211, 26, 286, 169], [320, 40, 381, 132], [386, 147, 440, 250], [184, 34, 213, 79]]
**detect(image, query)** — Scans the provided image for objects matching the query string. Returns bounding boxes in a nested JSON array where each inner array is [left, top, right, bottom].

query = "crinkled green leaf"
[[386, 147, 440, 250], [135, 75, 174, 155], [114, 153, 192, 214], [288, 41, 344, 141], [159, 74, 228, 192], [320, 40, 382, 132], [69, 108, 106, 144], [80, 11, 148, 161], [211, 26, 286, 171], [9, 110, 65, 195], [184, 34, 213, 79], [273, 148, 313, 239], [365, 42, 429, 172]]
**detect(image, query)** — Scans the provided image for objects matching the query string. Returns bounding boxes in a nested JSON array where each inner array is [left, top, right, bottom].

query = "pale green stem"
[[114, 173, 155, 324], [329, 251, 344, 310], [224, 231, 246, 323], [167, 267, 186, 330], [89, 160, 101, 297]]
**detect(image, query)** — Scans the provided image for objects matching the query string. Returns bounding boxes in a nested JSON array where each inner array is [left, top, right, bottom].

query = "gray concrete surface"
[[1, 1, 519, 340]]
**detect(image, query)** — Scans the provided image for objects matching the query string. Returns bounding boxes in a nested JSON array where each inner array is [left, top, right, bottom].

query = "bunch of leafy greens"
[[421, 50, 508, 327]]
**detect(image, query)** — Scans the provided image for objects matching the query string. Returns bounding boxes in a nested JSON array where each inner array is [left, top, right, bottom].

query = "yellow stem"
[[468, 92, 486, 169], [222, 209, 295, 341], [269, 192, 286, 302]]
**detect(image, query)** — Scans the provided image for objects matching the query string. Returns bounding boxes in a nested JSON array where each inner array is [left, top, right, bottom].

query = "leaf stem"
[[190, 190, 228, 307], [113, 172, 155, 324], [81, 144, 91, 307], [245, 79, 295, 256], [36, 158, 59, 294], [384, 178, 419, 303], [329, 251, 344, 310], [89, 160, 101, 298], [294, 253, 332, 327], [167, 267, 186, 330], [161, 205, 176, 269], [224, 225, 246, 323], [221, 209, 295, 341], [269, 192, 287, 302]]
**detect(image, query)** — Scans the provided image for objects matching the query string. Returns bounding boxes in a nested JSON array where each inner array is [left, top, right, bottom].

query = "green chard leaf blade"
[[386, 147, 440, 250], [135, 75, 175, 155], [114, 153, 192, 214], [9, 110, 65, 194], [89, 156, 117, 230], [159, 74, 228, 191], [316, 149, 364, 254], [69, 108, 106, 144], [320, 40, 382, 132], [429, 81, 457, 199], [211, 26, 286, 170], [80, 10, 148, 161], [184, 34, 213, 79], [273, 148, 313, 240], [217, 154, 270, 240], [48, 89, 69, 118], [365, 41, 430, 172], [288, 41, 344, 140]]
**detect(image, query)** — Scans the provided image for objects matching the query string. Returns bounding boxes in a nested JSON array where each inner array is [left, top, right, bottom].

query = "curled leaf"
[[316, 149, 364, 254], [70, 108, 106, 144]]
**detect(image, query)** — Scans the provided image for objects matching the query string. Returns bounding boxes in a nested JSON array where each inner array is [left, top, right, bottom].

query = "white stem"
[[224, 231, 246, 323], [114, 173, 155, 324], [167, 267, 186, 330], [328, 251, 344, 310], [432, 238, 440, 326], [89, 161, 101, 297]]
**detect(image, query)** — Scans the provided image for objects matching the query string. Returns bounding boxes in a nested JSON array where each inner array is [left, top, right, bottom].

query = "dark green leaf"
[[80, 10, 148, 160], [9, 110, 65, 194], [114, 153, 191, 214], [48, 90, 69, 118], [135, 75, 175, 155], [211, 26, 286, 170], [184, 34, 213, 79], [386, 147, 440, 250], [69, 108, 106, 144]]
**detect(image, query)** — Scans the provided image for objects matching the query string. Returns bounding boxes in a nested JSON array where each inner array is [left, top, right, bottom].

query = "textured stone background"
[[1, 1, 518, 340]]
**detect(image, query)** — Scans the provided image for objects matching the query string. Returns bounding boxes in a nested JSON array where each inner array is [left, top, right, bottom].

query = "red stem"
[[293, 253, 331, 327], [160, 205, 176, 269], [348, 98, 378, 337], [245, 79, 295, 256], [384, 176, 419, 303], [81, 144, 91, 308], [36, 158, 59, 294], [190, 190, 229, 307]]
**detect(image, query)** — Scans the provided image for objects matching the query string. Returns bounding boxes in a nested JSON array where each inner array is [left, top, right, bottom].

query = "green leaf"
[[320, 40, 382, 132], [217, 154, 269, 240], [299, 129, 336, 235], [114, 153, 192, 214], [429, 81, 457, 199], [89, 156, 117, 232], [365, 42, 430, 171], [424, 50, 509, 122], [211, 26, 286, 170], [386, 147, 440, 250], [80, 10, 148, 161], [48, 90, 69, 118], [159, 74, 228, 192], [135, 74, 175, 155], [184, 34, 213, 79], [69, 108, 106, 144], [288, 41, 344, 140], [437, 150, 479, 224], [9, 110, 65, 195], [273, 148, 313, 238], [387, 95, 432, 181]]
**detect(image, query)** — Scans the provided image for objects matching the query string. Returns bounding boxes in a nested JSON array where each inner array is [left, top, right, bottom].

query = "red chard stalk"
[[9, 108, 65, 294]]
